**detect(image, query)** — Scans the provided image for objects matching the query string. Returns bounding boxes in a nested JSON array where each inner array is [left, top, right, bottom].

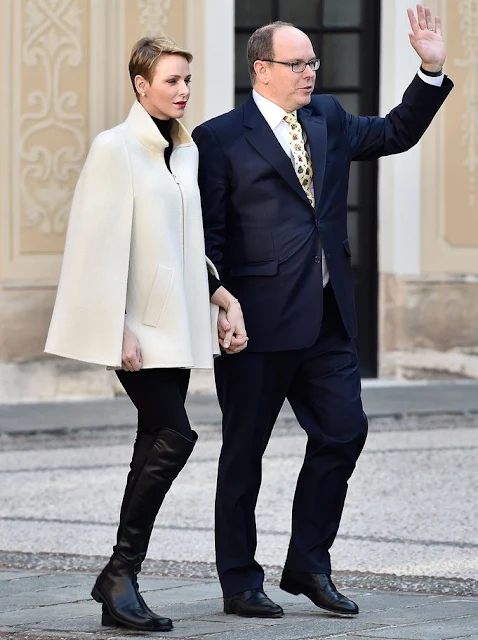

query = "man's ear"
[[253, 60, 269, 85]]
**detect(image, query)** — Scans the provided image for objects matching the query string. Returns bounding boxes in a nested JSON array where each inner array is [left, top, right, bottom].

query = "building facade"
[[0, 0, 476, 402]]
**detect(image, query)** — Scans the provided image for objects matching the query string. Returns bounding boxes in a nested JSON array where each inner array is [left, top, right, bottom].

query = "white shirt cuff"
[[417, 68, 445, 87]]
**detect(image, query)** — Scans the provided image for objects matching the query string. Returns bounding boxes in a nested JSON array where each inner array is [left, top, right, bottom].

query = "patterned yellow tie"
[[284, 113, 315, 207]]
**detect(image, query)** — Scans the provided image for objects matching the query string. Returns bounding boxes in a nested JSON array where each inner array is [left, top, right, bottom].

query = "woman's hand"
[[217, 301, 248, 354], [211, 286, 249, 354], [122, 323, 143, 371]]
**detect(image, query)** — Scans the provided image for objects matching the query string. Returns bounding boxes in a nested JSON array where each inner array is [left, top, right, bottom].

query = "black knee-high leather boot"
[[101, 433, 160, 627], [92, 428, 197, 631]]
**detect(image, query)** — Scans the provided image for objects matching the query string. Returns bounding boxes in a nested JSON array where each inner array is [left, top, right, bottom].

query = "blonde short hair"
[[129, 35, 193, 96]]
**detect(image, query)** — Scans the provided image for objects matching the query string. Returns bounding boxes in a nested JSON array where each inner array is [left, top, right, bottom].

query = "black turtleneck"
[[150, 115, 222, 297], [151, 116, 173, 171]]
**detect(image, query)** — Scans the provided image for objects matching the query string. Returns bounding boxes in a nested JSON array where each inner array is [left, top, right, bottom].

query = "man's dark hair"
[[247, 21, 293, 84]]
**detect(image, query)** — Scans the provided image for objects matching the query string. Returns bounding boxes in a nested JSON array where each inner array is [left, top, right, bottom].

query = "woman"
[[45, 36, 247, 632]]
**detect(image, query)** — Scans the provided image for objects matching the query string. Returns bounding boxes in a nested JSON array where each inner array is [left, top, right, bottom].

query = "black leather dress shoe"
[[280, 569, 358, 615], [224, 588, 284, 618]]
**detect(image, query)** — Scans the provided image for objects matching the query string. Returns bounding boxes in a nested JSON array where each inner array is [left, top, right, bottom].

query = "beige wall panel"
[[1, 0, 90, 280], [422, 0, 478, 273], [184, 0, 206, 131], [443, 0, 478, 245], [0, 1, 10, 281], [123, 0, 187, 117], [165, 0, 187, 43]]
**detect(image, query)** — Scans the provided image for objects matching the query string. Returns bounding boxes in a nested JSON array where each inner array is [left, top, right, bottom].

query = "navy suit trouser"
[[214, 285, 368, 596]]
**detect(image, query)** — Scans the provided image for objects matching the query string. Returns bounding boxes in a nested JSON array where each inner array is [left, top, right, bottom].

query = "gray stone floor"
[[1, 383, 478, 638], [0, 569, 477, 639]]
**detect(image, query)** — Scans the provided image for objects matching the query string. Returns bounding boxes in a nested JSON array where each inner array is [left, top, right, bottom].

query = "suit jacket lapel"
[[298, 106, 327, 214], [242, 95, 311, 207]]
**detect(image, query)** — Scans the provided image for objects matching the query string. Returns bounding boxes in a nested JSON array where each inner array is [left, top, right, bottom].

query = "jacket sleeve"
[[205, 255, 222, 298], [45, 131, 134, 367], [192, 123, 230, 280], [334, 74, 453, 162]]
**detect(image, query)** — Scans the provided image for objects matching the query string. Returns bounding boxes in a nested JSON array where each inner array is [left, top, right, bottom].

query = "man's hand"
[[217, 303, 248, 355], [407, 4, 446, 72], [122, 323, 143, 371]]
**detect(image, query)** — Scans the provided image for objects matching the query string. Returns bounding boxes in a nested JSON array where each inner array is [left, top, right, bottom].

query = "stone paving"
[[1, 384, 478, 638], [0, 569, 477, 639]]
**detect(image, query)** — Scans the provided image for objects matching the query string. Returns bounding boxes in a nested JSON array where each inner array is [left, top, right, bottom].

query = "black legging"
[[116, 368, 192, 439]]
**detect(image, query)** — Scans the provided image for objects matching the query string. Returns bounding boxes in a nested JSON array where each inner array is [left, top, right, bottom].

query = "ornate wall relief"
[[18, 0, 89, 254], [138, 0, 172, 34], [0, 0, 186, 279]]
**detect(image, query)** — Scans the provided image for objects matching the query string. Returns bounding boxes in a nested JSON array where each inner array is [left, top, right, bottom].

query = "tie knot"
[[284, 113, 299, 127]]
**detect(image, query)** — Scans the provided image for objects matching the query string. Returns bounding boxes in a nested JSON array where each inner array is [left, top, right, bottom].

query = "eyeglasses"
[[261, 58, 321, 73]]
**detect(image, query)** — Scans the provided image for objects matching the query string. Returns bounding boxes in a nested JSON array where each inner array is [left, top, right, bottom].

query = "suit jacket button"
[[314, 255, 321, 264]]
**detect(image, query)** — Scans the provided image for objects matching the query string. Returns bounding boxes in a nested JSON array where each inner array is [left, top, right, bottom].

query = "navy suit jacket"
[[193, 75, 453, 352]]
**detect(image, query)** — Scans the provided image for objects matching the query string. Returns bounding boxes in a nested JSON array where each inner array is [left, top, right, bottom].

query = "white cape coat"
[[45, 101, 220, 369]]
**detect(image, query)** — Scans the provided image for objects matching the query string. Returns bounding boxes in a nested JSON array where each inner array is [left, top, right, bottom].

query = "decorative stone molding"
[[20, 0, 86, 237], [138, 0, 172, 34], [455, 0, 478, 207]]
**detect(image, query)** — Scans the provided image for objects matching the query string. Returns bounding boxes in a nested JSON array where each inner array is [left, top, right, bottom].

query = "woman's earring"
[[141, 92, 146, 97]]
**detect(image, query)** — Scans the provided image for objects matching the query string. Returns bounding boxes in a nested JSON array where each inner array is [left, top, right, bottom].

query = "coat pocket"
[[142, 265, 174, 327]]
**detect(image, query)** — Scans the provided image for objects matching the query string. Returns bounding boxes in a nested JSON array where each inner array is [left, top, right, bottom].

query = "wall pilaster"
[[380, 0, 478, 379]]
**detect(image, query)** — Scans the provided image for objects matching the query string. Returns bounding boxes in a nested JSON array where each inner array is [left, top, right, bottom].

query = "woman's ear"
[[134, 74, 148, 96]]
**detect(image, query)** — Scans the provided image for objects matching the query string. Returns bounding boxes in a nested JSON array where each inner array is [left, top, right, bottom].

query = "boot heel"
[[223, 599, 234, 614], [101, 611, 119, 627], [91, 586, 103, 603], [101, 603, 123, 627]]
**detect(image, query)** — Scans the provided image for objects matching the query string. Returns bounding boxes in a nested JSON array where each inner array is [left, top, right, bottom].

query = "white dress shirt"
[[252, 70, 444, 288]]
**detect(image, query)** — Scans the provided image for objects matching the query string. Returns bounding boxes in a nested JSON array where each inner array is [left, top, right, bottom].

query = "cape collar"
[[125, 99, 193, 152]]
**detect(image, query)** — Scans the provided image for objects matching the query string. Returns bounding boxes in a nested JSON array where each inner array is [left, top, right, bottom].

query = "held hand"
[[217, 303, 248, 355], [122, 323, 143, 372], [407, 4, 446, 71]]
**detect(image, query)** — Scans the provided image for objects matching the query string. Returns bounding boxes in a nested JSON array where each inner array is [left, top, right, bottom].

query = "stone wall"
[[0, 0, 225, 402], [2, 0, 476, 401], [379, 0, 478, 379]]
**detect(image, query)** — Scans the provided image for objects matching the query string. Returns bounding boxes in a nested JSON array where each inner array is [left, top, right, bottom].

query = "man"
[[193, 5, 452, 619]]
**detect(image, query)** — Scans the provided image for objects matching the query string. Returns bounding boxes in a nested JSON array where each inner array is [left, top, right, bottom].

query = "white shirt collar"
[[252, 90, 297, 131]]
